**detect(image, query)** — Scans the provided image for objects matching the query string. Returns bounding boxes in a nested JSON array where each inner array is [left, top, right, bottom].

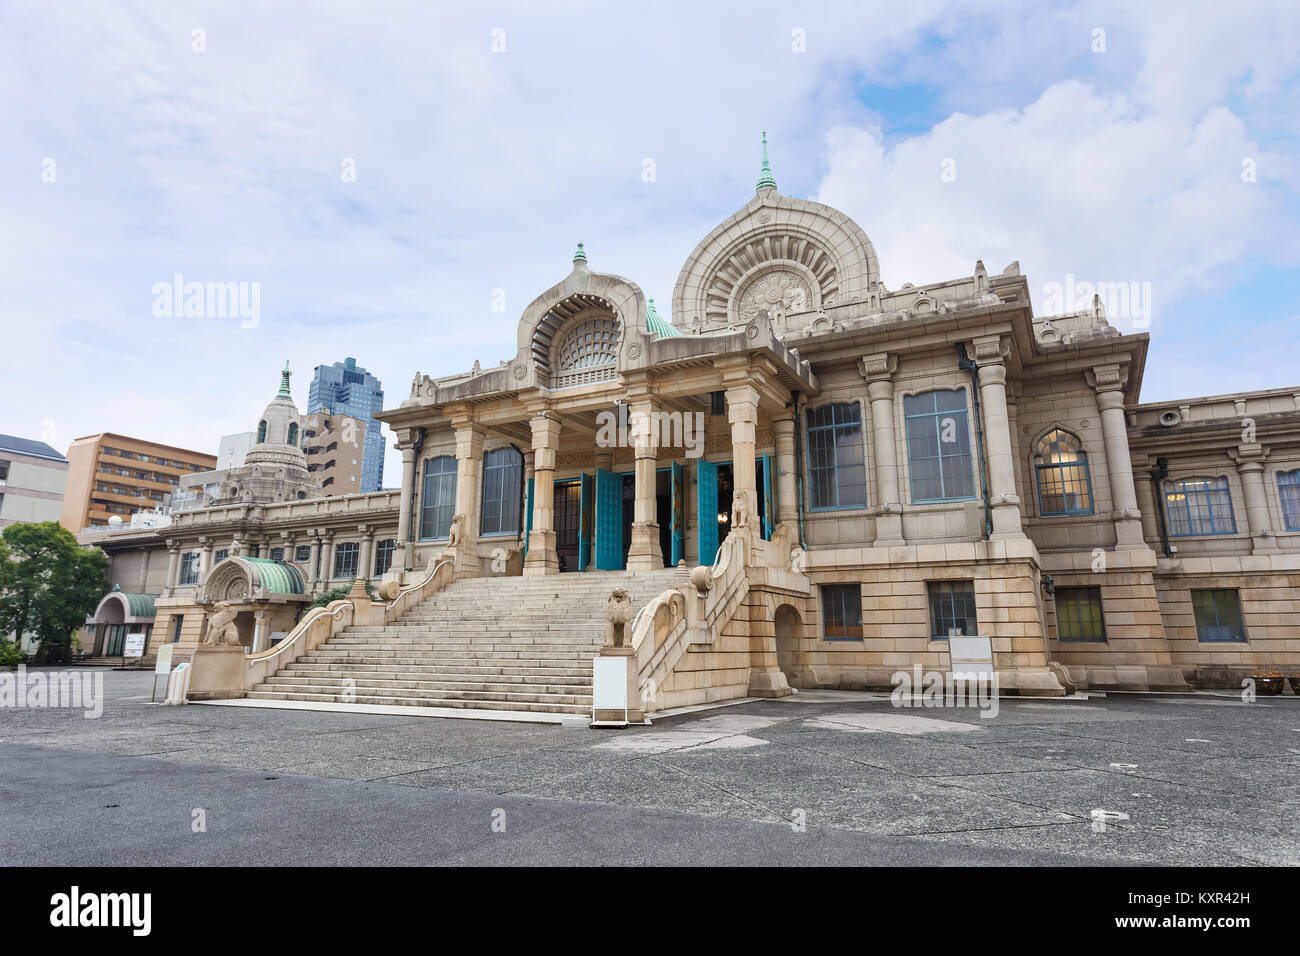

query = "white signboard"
[[592, 657, 628, 725], [124, 632, 146, 659], [154, 644, 174, 675]]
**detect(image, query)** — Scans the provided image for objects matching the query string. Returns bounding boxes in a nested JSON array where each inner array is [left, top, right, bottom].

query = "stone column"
[[524, 412, 561, 576], [726, 384, 760, 539], [358, 524, 375, 579], [1232, 444, 1278, 552], [860, 353, 904, 546], [252, 608, 269, 653], [1133, 463, 1162, 547], [450, 419, 485, 575], [394, 442, 417, 571], [164, 542, 181, 596], [1088, 364, 1146, 550], [771, 417, 799, 529], [320, 530, 335, 587], [626, 399, 663, 570], [309, 531, 323, 589], [197, 536, 214, 585], [970, 336, 1023, 539]]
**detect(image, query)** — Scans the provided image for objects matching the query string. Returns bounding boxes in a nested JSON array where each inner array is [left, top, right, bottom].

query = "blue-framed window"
[[1034, 428, 1093, 516], [805, 403, 867, 510], [214, 549, 228, 564], [820, 584, 863, 640], [172, 615, 183, 643], [480, 447, 523, 535], [927, 580, 977, 640], [374, 539, 397, 575], [1055, 587, 1106, 642], [1192, 589, 1245, 642], [905, 390, 975, 502], [334, 542, 359, 578], [294, 545, 311, 563], [1278, 470, 1300, 531], [419, 456, 457, 540], [1163, 476, 1236, 536], [257, 420, 267, 443], [287, 422, 298, 445], [179, 552, 200, 585]]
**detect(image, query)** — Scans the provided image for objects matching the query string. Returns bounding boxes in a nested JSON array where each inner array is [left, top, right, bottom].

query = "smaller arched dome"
[[244, 362, 308, 470]]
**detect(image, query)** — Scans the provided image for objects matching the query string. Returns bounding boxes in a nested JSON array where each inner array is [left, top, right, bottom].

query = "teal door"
[[595, 469, 624, 570], [697, 459, 719, 565], [671, 460, 685, 566], [578, 472, 593, 571], [523, 477, 534, 559], [761, 453, 774, 541]]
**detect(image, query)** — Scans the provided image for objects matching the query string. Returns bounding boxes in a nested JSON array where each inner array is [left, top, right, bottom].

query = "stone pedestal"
[[187, 644, 246, 700]]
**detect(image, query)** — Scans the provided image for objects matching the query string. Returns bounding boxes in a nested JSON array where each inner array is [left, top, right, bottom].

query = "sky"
[[2, 0, 1298, 488]]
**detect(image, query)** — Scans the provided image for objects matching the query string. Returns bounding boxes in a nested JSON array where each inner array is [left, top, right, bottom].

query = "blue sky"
[[1, 0, 1297, 487]]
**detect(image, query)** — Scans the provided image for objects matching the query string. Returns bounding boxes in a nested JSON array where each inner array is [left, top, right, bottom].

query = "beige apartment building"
[[84, 147, 1300, 716], [302, 410, 367, 495], [60, 433, 215, 532], [0, 435, 68, 529]]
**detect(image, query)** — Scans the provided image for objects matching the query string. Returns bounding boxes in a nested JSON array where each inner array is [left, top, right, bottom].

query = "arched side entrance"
[[87, 588, 158, 657], [773, 603, 804, 687]]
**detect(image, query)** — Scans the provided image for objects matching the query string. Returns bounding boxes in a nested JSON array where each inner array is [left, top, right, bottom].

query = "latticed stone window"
[[553, 316, 619, 386]]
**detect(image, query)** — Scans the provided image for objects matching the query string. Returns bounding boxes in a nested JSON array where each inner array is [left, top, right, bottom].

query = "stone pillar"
[[626, 400, 663, 570], [771, 417, 799, 529], [394, 443, 417, 571], [164, 542, 181, 596], [1134, 464, 1162, 547], [970, 336, 1023, 539], [320, 531, 335, 587], [860, 353, 904, 546], [1088, 364, 1146, 550], [309, 531, 323, 589], [1232, 444, 1278, 552], [358, 525, 375, 579], [726, 384, 759, 519], [252, 608, 269, 653], [451, 420, 485, 575], [197, 536, 214, 586], [524, 412, 561, 576]]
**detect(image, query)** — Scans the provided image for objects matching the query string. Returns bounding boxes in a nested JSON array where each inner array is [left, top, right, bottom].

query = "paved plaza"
[[2, 670, 1297, 866]]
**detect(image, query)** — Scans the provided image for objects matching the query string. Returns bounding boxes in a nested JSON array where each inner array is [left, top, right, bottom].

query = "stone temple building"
[[98, 142, 1300, 719]]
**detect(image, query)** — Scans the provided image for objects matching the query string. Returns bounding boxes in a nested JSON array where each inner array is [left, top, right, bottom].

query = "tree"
[[0, 522, 108, 664]]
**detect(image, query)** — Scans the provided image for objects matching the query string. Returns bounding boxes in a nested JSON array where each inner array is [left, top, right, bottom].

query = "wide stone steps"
[[244, 570, 678, 717]]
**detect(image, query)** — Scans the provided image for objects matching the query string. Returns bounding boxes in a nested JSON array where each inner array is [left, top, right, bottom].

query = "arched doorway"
[[774, 604, 803, 687]]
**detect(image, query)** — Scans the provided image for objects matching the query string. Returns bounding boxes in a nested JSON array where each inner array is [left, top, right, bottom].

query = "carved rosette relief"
[[737, 271, 812, 324]]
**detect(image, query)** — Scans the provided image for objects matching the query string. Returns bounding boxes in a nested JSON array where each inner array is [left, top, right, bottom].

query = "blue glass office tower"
[[307, 357, 385, 492]]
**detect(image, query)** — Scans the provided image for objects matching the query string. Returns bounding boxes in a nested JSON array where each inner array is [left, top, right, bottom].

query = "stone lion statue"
[[447, 514, 466, 550], [731, 490, 750, 530], [201, 602, 242, 646], [605, 588, 634, 648]]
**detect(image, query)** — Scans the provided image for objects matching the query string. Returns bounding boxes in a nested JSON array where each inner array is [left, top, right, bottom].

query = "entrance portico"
[[381, 246, 818, 581]]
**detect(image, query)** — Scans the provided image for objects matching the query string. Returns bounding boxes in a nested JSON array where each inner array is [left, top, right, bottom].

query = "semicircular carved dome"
[[672, 194, 881, 333]]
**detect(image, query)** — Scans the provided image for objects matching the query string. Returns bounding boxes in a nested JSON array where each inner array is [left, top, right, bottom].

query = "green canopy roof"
[[243, 557, 306, 594]]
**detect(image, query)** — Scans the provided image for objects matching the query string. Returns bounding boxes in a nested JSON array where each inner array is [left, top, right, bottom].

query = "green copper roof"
[[244, 557, 305, 594], [277, 361, 292, 398], [573, 241, 586, 262], [756, 131, 777, 192], [124, 593, 160, 618], [645, 298, 680, 338]]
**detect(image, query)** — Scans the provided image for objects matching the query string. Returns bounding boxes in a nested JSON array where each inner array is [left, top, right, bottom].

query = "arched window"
[[804, 403, 866, 510], [419, 456, 457, 540], [480, 447, 523, 535], [1163, 476, 1236, 536], [1034, 428, 1093, 516], [1278, 470, 1300, 531], [904, 390, 975, 502], [556, 317, 618, 370], [287, 422, 298, 446], [257, 420, 267, 443]]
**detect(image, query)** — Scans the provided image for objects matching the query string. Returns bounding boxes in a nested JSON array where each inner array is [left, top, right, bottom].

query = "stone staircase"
[[245, 569, 678, 716]]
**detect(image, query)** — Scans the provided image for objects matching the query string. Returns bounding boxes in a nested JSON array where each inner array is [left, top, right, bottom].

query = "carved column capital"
[[858, 352, 898, 382]]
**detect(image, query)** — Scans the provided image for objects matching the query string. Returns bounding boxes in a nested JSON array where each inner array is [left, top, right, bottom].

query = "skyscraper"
[[307, 357, 385, 492]]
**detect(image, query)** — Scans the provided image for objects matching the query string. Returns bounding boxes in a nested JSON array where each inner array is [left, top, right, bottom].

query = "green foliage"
[[309, 579, 377, 609], [0, 522, 108, 664], [0, 638, 23, 668]]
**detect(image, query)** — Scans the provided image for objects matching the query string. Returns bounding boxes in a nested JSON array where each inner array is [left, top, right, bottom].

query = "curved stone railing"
[[242, 599, 356, 689], [616, 532, 753, 718], [384, 557, 454, 621]]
